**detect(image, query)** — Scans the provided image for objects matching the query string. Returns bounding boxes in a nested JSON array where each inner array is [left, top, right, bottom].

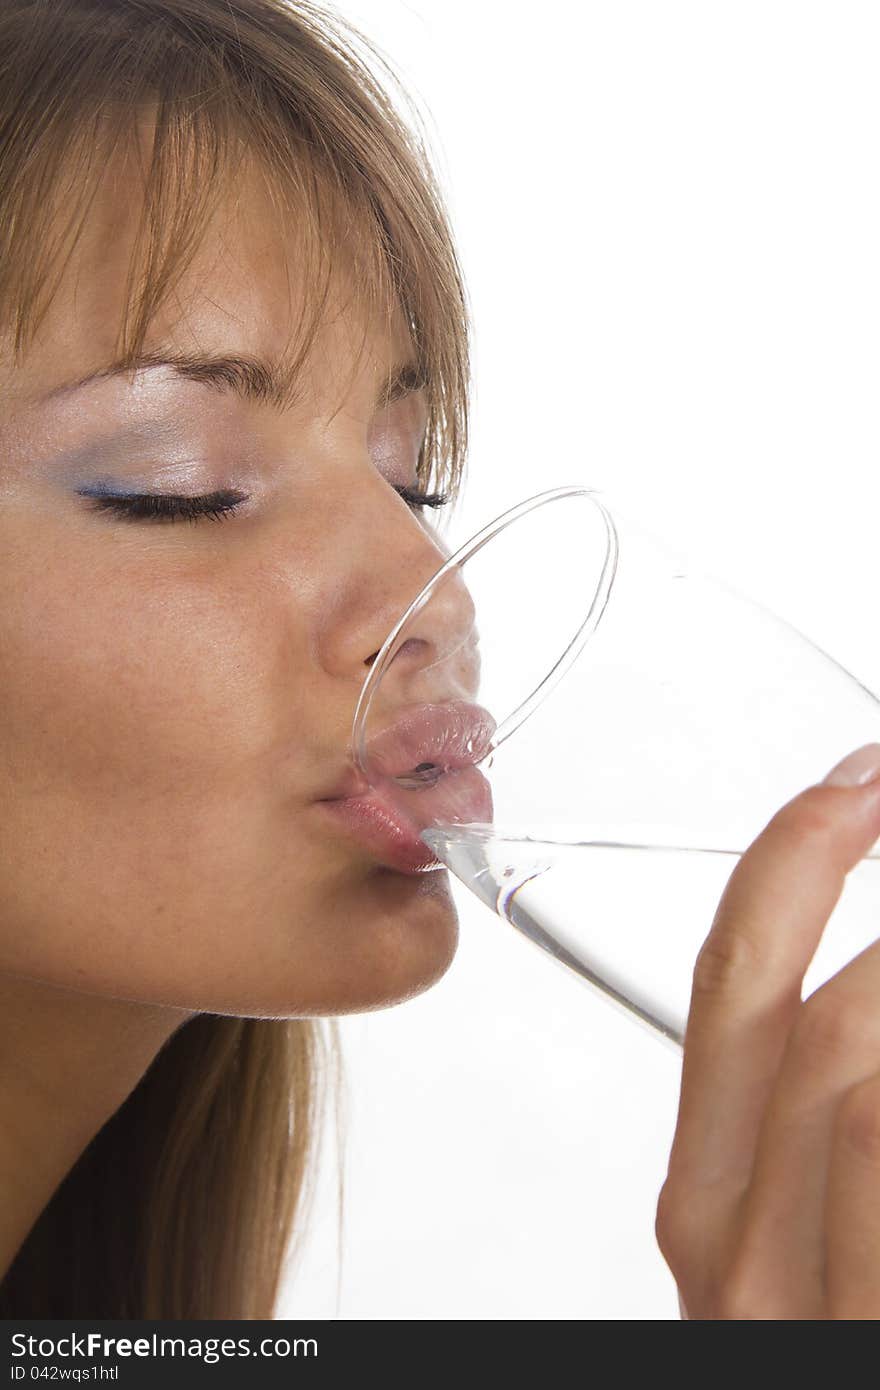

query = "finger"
[[825, 1073, 880, 1318], [658, 753, 880, 1301], [731, 915, 880, 1315], [670, 764, 880, 1190]]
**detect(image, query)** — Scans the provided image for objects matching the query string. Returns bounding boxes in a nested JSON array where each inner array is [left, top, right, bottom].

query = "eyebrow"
[[40, 349, 427, 412]]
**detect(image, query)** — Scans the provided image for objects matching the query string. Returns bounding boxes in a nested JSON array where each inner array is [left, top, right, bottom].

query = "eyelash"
[[77, 483, 450, 525]]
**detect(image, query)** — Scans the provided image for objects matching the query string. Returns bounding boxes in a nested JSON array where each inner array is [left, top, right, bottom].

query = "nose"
[[317, 476, 480, 711], [364, 567, 481, 715]]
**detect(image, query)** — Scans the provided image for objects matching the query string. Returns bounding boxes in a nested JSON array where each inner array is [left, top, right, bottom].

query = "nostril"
[[365, 636, 425, 671], [394, 638, 426, 661]]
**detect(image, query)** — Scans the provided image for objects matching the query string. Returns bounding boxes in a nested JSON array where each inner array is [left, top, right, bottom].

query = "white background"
[[277, 1, 880, 1318]]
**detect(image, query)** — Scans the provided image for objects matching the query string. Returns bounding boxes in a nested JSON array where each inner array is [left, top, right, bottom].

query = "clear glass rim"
[[351, 484, 620, 777]]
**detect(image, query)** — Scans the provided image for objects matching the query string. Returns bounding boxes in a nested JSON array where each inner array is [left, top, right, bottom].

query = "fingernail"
[[822, 743, 880, 787]]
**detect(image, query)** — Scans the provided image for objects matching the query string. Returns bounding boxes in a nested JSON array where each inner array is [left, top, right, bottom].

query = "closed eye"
[[394, 484, 449, 514], [76, 482, 450, 525]]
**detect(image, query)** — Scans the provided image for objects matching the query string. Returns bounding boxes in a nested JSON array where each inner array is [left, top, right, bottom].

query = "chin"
[[178, 866, 462, 1019], [276, 867, 458, 1023], [309, 865, 461, 1016]]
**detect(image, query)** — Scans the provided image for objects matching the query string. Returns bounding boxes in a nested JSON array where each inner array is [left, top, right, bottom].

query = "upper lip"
[[318, 699, 497, 801]]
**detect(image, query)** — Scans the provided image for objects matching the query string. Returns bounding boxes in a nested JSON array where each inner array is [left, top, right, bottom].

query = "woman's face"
[[0, 147, 465, 1016]]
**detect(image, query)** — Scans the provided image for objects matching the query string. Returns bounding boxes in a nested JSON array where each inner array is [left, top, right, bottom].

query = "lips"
[[364, 699, 496, 782], [317, 769, 494, 875], [321, 700, 497, 799], [316, 699, 497, 874]]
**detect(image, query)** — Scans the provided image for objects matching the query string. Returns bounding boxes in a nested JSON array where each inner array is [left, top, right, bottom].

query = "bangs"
[[0, 0, 471, 504]]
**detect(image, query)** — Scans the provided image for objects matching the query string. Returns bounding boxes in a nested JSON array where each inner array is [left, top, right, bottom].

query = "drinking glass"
[[348, 485, 880, 1048]]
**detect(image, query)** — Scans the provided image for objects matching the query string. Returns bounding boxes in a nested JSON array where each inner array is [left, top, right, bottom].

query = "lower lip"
[[315, 770, 493, 876], [315, 791, 442, 874]]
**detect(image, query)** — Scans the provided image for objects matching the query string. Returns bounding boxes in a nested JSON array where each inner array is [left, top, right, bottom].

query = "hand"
[[655, 742, 880, 1319]]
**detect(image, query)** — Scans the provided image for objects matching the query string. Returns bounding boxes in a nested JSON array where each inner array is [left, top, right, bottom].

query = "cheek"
[[0, 546, 309, 800], [0, 543, 315, 959]]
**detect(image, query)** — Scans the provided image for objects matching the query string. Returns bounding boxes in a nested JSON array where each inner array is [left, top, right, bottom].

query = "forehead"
[[0, 132, 413, 415]]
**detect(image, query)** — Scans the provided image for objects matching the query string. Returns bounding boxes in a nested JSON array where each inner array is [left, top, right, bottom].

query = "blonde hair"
[[0, 0, 472, 1318]]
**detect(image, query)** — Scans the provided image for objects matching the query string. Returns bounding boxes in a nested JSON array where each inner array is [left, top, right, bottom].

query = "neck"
[[0, 975, 193, 1280]]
